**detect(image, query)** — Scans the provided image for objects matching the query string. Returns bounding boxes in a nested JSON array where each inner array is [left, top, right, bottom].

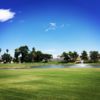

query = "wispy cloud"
[[45, 22, 66, 32], [45, 22, 57, 32], [0, 9, 15, 22]]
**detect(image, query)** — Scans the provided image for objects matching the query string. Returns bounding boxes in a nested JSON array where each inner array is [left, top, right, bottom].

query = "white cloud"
[[45, 22, 66, 32], [0, 9, 15, 22], [45, 22, 57, 32], [50, 23, 56, 27]]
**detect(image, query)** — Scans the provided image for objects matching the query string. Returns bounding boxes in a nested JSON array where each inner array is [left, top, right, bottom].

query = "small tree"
[[0, 48, 2, 62], [68, 51, 74, 62], [68, 51, 78, 62], [73, 51, 79, 62], [89, 51, 99, 63], [24, 53, 33, 62], [6, 49, 9, 54], [43, 54, 52, 62], [2, 53, 12, 63], [81, 51, 88, 62], [14, 48, 20, 63], [19, 45, 29, 63], [0, 48, 1, 53], [61, 52, 70, 63], [31, 47, 36, 62], [34, 51, 43, 62]]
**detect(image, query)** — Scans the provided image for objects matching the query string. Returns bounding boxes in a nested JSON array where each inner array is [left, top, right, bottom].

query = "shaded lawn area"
[[0, 63, 51, 69], [0, 68, 100, 100]]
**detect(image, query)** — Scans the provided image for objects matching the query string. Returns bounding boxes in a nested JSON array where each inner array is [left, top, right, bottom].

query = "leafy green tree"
[[0, 48, 1, 57], [89, 51, 99, 63], [68, 51, 78, 62], [2, 53, 12, 63], [30, 48, 52, 62], [34, 51, 43, 62], [68, 51, 73, 62], [73, 51, 79, 62], [32, 47, 35, 52], [81, 51, 88, 62], [6, 49, 9, 54], [43, 54, 52, 62], [14, 48, 20, 62], [31, 47, 36, 62], [19, 45, 29, 63], [61, 52, 70, 63], [24, 53, 33, 62], [0, 48, 2, 62], [0, 48, 1, 53], [14, 46, 53, 63]]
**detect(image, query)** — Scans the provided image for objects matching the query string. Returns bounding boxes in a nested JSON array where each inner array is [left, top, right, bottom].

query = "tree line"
[[61, 51, 100, 63], [0, 46, 100, 63], [0, 46, 52, 63]]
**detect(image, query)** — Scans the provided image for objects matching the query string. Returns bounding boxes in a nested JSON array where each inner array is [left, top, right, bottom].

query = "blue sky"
[[0, 0, 100, 57]]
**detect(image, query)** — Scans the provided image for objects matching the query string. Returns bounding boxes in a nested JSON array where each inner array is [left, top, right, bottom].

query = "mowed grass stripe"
[[0, 68, 100, 100]]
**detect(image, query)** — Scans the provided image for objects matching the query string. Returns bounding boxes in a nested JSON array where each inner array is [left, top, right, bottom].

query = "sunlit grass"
[[0, 68, 100, 100]]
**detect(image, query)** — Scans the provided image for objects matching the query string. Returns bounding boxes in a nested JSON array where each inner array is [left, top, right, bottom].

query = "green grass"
[[0, 68, 100, 100], [0, 63, 49, 69], [0, 62, 74, 69]]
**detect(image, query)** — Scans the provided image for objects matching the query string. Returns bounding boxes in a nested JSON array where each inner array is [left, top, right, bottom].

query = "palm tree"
[[90, 51, 99, 63], [6, 49, 9, 54], [61, 52, 70, 63], [31, 47, 36, 62], [19, 45, 29, 63], [14, 48, 20, 62], [81, 51, 88, 62], [0, 48, 1, 53], [0, 48, 1, 61]]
